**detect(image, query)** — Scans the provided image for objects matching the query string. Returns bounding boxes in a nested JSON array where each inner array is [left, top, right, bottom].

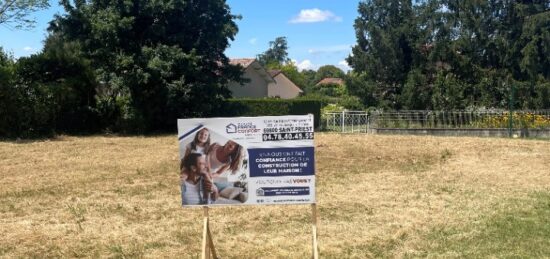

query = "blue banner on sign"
[[248, 147, 315, 177], [257, 187, 310, 196]]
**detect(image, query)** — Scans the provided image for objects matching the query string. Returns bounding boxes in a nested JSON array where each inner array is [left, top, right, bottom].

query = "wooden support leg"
[[207, 223, 217, 259], [202, 206, 210, 259], [202, 206, 218, 259], [311, 203, 319, 259]]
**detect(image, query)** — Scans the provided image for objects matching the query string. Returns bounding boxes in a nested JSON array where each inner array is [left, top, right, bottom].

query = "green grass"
[[419, 191, 550, 258]]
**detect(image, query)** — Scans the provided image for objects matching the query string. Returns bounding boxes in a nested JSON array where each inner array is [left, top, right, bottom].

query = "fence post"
[[509, 83, 515, 137], [366, 113, 369, 133], [341, 110, 345, 133]]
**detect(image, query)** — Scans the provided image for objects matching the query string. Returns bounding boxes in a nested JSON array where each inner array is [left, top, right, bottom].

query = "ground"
[[0, 134, 549, 258]]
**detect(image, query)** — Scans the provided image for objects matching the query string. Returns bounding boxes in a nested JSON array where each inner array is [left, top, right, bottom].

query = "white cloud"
[[23, 46, 34, 52], [289, 9, 342, 24], [308, 44, 352, 54], [295, 59, 314, 71], [338, 60, 351, 72], [249, 38, 257, 45]]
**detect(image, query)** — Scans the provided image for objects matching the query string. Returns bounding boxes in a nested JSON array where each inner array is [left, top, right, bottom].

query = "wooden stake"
[[201, 206, 218, 259], [200, 204, 316, 259], [202, 206, 210, 259], [207, 223, 218, 259], [311, 203, 319, 259]]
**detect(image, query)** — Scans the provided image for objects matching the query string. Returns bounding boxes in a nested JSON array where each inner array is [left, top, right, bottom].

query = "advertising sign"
[[178, 115, 315, 206]]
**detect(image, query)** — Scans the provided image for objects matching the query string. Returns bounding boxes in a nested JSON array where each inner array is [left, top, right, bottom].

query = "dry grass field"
[[1, 134, 549, 258]]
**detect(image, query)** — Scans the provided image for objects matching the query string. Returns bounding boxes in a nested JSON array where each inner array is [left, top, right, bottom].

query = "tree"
[[346, 0, 550, 110], [345, 71, 379, 108], [13, 34, 99, 134], [400, 69, 431, 110], [347, 0, 417, 108], [257, 36, 290, 67], [268, 62, 306, 89], [0, 0, 49, 29], [0, 47, 18, 136], [48, 0, 242, 132], [314, 65, 345, 84], [301, 69, 317, 89]]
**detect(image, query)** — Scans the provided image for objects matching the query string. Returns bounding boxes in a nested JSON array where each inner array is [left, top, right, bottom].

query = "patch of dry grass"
[[0, 134, 548, 258]]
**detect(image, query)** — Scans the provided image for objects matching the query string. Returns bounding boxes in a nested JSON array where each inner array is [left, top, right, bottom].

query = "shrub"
[[221, 98, 326, 129], [473, 112, 550, 129]]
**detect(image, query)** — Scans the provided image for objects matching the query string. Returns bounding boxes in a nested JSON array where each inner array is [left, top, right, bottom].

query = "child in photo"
[[180, 128, 210, 171], [184, 128, 211, 156]]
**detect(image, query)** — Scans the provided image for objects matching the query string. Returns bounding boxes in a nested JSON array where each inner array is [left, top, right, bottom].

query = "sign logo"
[[226, 123, 237, 134]]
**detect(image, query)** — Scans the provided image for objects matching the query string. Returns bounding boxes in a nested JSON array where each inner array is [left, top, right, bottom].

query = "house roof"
[[268, 69, 282, 77], [268, 70, 303, 94], [229, 58, 256, 68], [230, 58, 275, 84], [316, 78, 344, 86]]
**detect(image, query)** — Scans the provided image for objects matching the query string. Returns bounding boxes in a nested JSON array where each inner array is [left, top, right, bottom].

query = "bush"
[[337, 95, 364, 110], [473, 112, 550, 129], [0, 48, 17, 137], [221, 98, 326, 129], [534, 82, 550, 109]]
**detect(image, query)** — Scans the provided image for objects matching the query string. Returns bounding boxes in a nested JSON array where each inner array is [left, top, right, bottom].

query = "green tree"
[[345, 71, 379, 108], [0, 0, 49, 29], [439, 0, 550, 108], [400, 69, 431, 110], [347, 0, 550, 110], [300, 69, 317, 91], [0, 47, 18, 136], [314, 65, 345, 84], [257, 36, 290, 67], [431, 72, 466, 110], [347, 0, 417, 108], [48, 0, 242, 132], [268, 62, 306, 89], [12, 35, 99, 135]]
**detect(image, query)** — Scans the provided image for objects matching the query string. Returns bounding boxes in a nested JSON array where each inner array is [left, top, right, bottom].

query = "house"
[[228, 58, 302, 99], [316, 78, 345, 87], [228, 58, 275, 98], [268, 70, 303, 99]]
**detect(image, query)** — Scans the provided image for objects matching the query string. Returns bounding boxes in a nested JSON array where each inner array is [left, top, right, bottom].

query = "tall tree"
[[347, 0, 417, 108], [0, 47, 18, 136], [347, 0, 550, 110], [0, 0, 49, 29], [270, 62, 306, 89], [48, 0, 242, 132], [257, 36, 290, 67], [13, 35, 99, 134], [314, 65, 345, 83], [301, 69, 316, 85]]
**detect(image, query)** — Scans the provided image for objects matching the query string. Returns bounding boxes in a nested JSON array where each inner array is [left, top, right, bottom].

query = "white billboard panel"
[[178, 115, 315, 206]]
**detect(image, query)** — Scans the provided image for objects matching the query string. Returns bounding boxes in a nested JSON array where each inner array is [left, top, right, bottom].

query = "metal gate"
[[323, 111, 369, 133]]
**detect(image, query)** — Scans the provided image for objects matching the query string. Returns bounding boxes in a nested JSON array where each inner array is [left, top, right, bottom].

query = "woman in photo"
[[207, 140, 243, 178], [180, 153, 218, 205]]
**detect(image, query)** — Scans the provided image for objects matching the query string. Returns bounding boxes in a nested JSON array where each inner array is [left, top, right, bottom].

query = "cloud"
[[289, 9, 342, 23], [338, 60, 351, 72], [23, 46, 34, 52], [249, 38, 257, 45], [308, 44, 352, 55], [294, 59, 315, 71]]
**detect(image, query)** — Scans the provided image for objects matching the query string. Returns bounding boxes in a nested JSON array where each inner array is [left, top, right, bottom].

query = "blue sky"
[[0, 0, 360, 71]]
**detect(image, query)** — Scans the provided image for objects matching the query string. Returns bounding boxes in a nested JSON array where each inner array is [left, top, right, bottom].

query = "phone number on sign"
[[262, 132, 314, 141]]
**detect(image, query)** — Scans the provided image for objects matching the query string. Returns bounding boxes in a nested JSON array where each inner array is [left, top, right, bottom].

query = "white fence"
[[322, 111, 369, 133], [321, 110, 550, 133]]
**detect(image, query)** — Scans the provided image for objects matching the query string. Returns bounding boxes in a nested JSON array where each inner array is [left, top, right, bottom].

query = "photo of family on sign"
[[179, 127, 249, 206]]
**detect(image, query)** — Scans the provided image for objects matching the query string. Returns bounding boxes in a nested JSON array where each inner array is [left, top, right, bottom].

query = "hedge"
[[220, 98, 326, 129]]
